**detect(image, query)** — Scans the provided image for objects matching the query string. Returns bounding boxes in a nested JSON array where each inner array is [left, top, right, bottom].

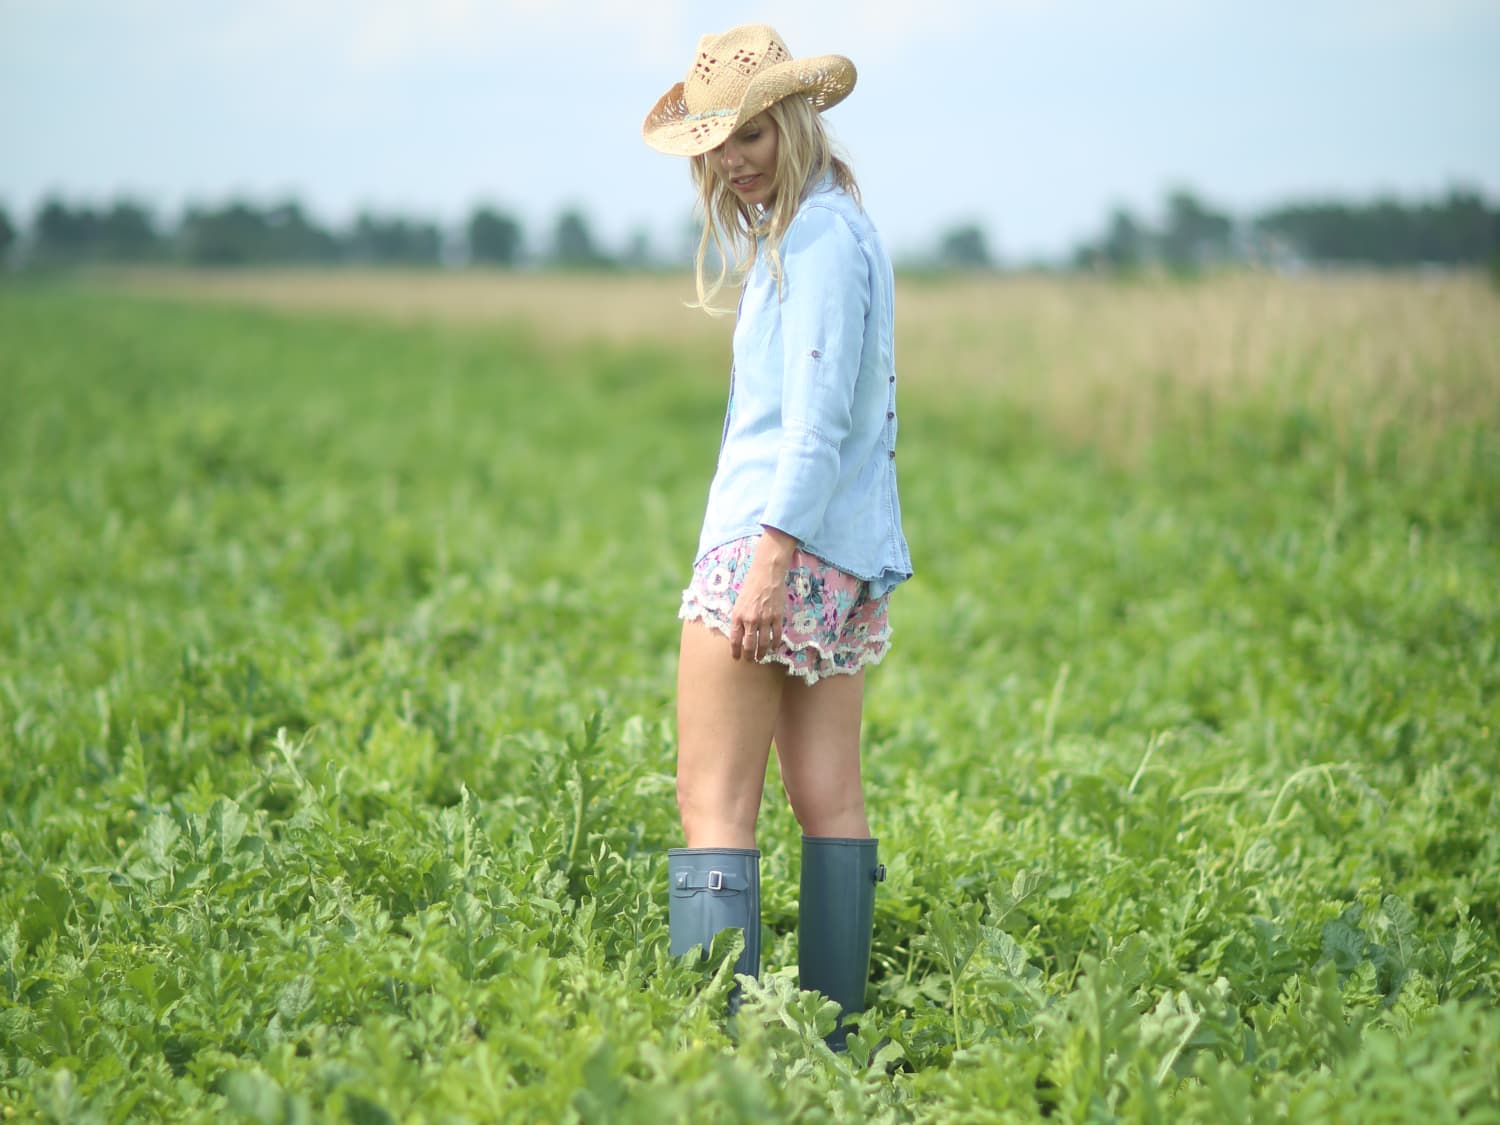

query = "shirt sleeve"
[[758, 205, 871, 541]]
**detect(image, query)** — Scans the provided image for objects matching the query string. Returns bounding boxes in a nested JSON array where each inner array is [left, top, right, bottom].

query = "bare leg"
[[774, 670, 870, 838], [676, 619, 788, 849]]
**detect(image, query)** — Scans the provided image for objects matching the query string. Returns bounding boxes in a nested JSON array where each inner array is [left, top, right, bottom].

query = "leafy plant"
[[0, 279, 1496, 1121]]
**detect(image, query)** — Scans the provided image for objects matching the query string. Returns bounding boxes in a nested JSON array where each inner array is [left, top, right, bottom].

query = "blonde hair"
[[688, 96, 860, 315]]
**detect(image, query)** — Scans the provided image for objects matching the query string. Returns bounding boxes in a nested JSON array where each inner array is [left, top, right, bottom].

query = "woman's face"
[[713, 113, 779, 208]]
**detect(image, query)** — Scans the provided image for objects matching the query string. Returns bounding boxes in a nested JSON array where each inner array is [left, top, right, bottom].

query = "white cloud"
[[202, 0, 697, 72], [201, 0, 1052, 73], [688, 1, 1054, 65]]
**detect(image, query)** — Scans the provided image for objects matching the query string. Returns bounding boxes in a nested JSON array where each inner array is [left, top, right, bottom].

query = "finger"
[[729, 619, 744, 660]]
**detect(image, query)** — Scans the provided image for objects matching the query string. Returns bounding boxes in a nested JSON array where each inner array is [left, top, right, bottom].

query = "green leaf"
[[21, 874, 70, 947], [982, 927, 1037, 981], [208, 798, 250, 857], [1322, 919, 1366, 973]]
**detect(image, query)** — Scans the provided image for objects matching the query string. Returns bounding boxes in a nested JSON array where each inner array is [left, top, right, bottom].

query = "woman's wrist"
[[756, 525, 797, 572]]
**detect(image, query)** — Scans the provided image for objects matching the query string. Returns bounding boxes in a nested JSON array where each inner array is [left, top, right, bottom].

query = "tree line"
[[1065, 186, 1497, 274], [1, 186, 1496, 273], [0, 199, 615, 270]]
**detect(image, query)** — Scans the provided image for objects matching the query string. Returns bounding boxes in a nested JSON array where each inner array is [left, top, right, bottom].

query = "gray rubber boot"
[[799, 836, 885, 1051], [668, 848, 760, 1013]]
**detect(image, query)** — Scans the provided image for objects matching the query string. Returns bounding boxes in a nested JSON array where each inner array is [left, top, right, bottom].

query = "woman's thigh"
[[773, 670, 870, 838], [675, 618, 788, 848]]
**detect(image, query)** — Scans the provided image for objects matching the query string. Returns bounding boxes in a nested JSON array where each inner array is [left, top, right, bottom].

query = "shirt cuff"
[[758, 423, 839, 541]]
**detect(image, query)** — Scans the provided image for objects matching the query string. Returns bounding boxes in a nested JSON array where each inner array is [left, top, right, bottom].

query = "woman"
[[642, 24, 912, 1048]]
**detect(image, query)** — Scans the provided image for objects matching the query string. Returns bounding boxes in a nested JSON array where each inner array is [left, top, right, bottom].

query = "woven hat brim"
[[642, 53, 856, 157]]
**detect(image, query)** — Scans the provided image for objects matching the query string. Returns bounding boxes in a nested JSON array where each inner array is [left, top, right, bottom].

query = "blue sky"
[[3, 0, 1497, 261]]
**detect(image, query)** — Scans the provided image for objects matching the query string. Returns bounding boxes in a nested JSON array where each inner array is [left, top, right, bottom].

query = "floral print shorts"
[[678, 536, 892, 685]]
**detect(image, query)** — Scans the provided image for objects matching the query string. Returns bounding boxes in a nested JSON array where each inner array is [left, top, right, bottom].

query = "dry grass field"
[[98, 266, 1500, 466]]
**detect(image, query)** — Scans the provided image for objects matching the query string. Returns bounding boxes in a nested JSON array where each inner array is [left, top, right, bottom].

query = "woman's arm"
[[730, 206, 871, 662], [758, 205, 871, 541]]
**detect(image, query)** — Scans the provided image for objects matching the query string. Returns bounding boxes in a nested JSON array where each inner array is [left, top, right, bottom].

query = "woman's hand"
[[729, 526, 797, 661]]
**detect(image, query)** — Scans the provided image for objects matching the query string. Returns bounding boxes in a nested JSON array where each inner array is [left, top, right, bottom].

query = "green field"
[[1, 274, 1498, 1122]]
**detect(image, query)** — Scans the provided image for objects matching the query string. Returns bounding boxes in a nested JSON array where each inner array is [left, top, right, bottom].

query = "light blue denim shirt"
[[695, 176, 913, 598]]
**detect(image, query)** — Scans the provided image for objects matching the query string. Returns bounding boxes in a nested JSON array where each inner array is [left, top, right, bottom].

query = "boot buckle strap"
[[673, 869, 747, 893]]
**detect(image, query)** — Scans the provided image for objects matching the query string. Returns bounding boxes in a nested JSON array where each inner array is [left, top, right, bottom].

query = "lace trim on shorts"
[[678, 536, 892, 685]]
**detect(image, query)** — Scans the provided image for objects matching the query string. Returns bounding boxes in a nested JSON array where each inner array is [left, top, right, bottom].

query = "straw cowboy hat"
[[642, 25, 856, 157]]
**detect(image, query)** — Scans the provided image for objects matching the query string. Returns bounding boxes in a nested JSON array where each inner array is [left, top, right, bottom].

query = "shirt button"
[[888, 375, 895, 383], [888, 449, 896, 459], [887, 411, 895, 420]]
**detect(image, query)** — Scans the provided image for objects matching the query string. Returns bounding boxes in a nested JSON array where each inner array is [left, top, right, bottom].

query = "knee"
[[785, 783, 867, 838]]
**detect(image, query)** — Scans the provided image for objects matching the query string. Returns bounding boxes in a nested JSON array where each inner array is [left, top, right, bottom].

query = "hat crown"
[[682, 24, 792, 116], [641, 24, 855, 157]]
